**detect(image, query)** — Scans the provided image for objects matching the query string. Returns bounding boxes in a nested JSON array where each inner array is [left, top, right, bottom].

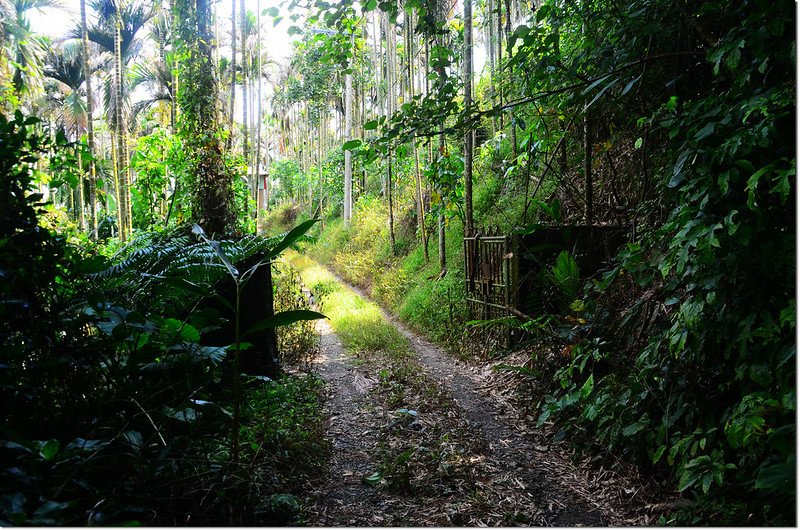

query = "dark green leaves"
[[243, 310, 327, 338], [342, 139, 362, 150]]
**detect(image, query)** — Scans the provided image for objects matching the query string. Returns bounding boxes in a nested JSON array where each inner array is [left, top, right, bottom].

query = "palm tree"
[[1, 0, 61, 101], [80, 0, 98, 235], [80, 0, 155, 239], [129, 60, 174, 127], [41, 42, 97, 228], [132, 7, 175, 131]]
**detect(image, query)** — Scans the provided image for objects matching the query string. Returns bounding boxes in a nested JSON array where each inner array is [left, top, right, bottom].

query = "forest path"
[[296, 257, 649, 526]]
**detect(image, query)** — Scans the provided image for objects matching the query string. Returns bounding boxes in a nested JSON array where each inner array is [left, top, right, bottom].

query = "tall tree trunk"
[[380, 11, 396, 254], [176, 0, 235, 236], [114, 10, 129, 240], [486, 2, 496, 135], [256, 0, 263, 226], [432, 2, 447, 274], [240, 0, 248, 173], [77, 148, 86, 230], [227, 0, 236, 146], [343, 50, 353, 227], [408, 9, 428, 261], [463, 0, 474, 235], [505, 0, 517, 158], [79, 0, 97, 236], [583, 109, 593, 225], [111, 133, 123, 237], [582, 1, 593, 226], [496, 0, 504, 130]]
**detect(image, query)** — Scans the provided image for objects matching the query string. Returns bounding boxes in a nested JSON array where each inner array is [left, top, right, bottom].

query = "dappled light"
[[1, 0, 794, 526]]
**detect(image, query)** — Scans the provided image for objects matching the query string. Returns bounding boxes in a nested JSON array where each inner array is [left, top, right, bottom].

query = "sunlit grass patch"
[[282, 251, 411, 360]]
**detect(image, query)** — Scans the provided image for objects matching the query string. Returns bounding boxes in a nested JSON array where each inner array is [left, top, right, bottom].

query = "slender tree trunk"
[[111, 133, 123, 237], [432, 3, 447, 274], [505, 0, 517, 158], [79, 0, 97, 236], [114, 11, 129, 240], [463, 0, 474, 235], [408, 10, 428, 261], [584, 109, 593, 225], [381, 11, 396, 254], [487, 2, 496, 135], [256, 0, 263, 226], [413, 144, 428, 261], [241, 0, 248, 172], [582, 1, 593, 226], [227, 0, 236, 146], [77, 148, 86, 230], [343, 52, 353, 227], [496, 0, 504, 130]]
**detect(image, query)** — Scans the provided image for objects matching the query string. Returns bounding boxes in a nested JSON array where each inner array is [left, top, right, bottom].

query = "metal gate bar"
[[463, 227, 512, 349]]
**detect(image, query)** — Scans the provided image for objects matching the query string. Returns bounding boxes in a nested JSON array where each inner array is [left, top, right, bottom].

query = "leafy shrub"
[[531, 0, 796, 523], [0, 112, 323, 525]]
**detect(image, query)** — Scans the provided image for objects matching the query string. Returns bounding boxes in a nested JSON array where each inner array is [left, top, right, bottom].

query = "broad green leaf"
[[265, 218, 320, 259], [243, 310, 327, 337], [579, 373, 594, 399], [755, 461, 795, 493], [622, 418, 647, 437], [39, 439, 60, 461], [694, 122, 715, 141], [343, 139, 362, 150], [652, 445, 667, 464], [677, 470, 700, 492], [179, 323, 201, 343], [701, 473, 713, 494]]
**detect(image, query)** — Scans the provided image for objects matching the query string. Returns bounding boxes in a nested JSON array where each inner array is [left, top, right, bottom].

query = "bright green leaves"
[[579, 373, 594, 399], [37, 440, 60, 461], [547, 251, 581, 305], [161, 317, 201, 343]]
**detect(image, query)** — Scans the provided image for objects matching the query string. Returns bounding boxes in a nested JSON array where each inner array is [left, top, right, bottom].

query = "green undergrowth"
[[240, 374, 327, 525], [289, 197, 470, 351], [283, 251, 412, 361]]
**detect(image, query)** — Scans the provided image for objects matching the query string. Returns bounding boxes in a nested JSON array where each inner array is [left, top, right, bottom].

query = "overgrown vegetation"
[[268, 0, 795, 524], [2, 0, 794, 525], [0, 113, 325, 525]]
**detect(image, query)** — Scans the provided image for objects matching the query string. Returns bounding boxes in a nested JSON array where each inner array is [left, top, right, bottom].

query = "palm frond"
[[91, 227, 297, 315]]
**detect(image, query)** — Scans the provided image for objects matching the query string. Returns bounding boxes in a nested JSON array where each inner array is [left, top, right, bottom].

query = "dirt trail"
[[305, 272, 652, 526], [305, 317, 391, 525]]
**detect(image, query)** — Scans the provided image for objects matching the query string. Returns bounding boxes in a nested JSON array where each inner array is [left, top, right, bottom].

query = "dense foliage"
[[266, 0, 795, 524], [1, 0, 794, 525], [0, 113, 324, 525]]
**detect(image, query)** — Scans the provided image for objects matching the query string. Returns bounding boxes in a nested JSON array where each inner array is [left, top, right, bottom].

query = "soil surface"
[[304, 272, 662, 527]]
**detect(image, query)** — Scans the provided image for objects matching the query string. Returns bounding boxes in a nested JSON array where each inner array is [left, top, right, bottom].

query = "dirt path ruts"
[[338, 280, 611, 527], [306, 318, 392, 526], [306, 270, 640, 526]]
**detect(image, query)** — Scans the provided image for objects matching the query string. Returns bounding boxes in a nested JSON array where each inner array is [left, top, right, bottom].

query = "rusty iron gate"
[[463, 227, 515, 350]]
